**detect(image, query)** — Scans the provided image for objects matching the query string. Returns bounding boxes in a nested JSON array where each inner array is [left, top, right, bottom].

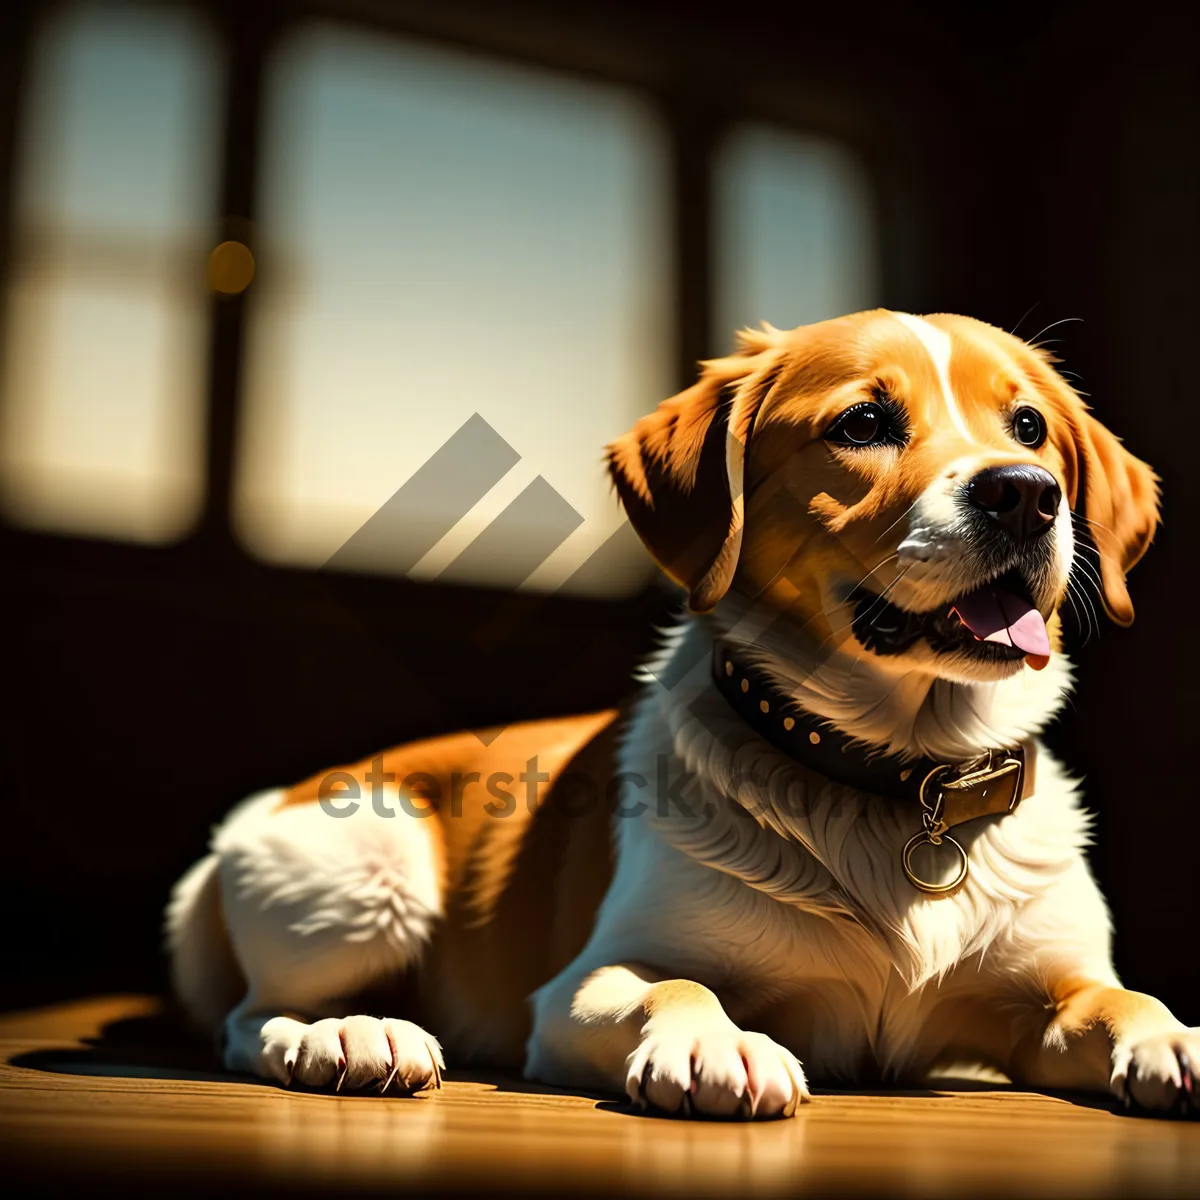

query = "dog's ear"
[[607, 333, 781, 612], [1066, 406, 1160, 626], [1022, 346, 1160, 626]]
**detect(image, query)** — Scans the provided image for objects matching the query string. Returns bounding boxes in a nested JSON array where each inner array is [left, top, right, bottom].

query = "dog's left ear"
[[1067, 408, 1160, 626], [1020, 344, 1160, 626], [607, 333, 781, 612]]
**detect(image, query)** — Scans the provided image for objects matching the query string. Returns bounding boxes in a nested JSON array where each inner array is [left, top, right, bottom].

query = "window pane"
[[16, 5, 217, 245], [0, 3, 220, 542], [2, 274, 208, 540], [236, 25, 671, 596], [716, 124, 880, 346]]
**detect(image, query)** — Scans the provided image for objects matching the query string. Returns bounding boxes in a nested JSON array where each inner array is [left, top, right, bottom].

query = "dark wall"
[[2, 0, 1197, 1018], [944, 7, 1200, 1010]]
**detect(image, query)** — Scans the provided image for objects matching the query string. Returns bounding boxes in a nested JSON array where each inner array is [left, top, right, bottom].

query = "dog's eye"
[[825, 401, 906, 448], [1012, 406, 1048, 449]]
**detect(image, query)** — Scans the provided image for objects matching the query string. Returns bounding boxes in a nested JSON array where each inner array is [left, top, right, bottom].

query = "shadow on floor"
[[10, 1007, 230, 1083], [6, 1005, 612, 1102]]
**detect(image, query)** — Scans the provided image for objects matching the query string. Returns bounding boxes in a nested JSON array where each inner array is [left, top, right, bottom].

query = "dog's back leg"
[[165, 849, 245, 1032], [168, 787, 445, 1092]]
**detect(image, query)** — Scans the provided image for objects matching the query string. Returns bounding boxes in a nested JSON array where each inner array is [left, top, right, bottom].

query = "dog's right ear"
[[606, 332, 781, 612]]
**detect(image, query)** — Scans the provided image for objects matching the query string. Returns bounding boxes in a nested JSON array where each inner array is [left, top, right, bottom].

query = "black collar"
[[711, 640, 1026, 803]]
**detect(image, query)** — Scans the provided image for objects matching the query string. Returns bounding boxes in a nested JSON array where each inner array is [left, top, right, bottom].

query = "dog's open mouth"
[[852, 568, 1052, 671]]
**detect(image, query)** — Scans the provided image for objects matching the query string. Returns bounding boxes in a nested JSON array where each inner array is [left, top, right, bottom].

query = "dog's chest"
[[612, 683, 1088, 1081], [738, 911, 1018, 1082], [624, 790, 1037, 1080], [613, 811, 1024, 1079], [761, 977, 1014, 1084]]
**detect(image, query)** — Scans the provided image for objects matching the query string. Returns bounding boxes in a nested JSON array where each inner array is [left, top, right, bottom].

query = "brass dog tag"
[[940, 755, 1024, 827], [902, 748, 1032, 896]]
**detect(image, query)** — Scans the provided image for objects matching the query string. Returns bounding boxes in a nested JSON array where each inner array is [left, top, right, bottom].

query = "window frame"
[[0, 0, 908, 576]]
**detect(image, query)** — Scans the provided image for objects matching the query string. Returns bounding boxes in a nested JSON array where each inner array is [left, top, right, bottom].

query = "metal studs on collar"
[[720, 650, 804, 741]]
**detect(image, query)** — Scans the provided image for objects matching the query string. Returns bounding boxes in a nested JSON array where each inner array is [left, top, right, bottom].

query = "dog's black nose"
[[965, 465, 1062, 539]]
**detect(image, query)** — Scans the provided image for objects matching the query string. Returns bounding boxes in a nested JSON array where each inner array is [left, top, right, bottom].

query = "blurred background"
[[0, 0, 1195, 1020]]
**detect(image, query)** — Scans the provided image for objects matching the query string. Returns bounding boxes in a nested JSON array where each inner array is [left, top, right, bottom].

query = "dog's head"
[[608, 310, 1159, 684]]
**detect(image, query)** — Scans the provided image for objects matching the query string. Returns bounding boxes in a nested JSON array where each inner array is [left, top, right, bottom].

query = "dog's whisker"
[[1071, 510, 1116, 538], [1069, 534, 1104, 569], [741, 551, 903, 657], [1073, 557, 1105, 595], [1065, 576, 1091, 645], [845, 552, 901, 600], [815, 565, 914, 668], [1009, 300, 1041, 338], [1026, 315, 1083, 346], [1062, 578, 1086, 646], [737, 554, 895, 656], [872, 499, 920, 547], [844, 568, 915, 688], [1069, 573, 1101, 645]]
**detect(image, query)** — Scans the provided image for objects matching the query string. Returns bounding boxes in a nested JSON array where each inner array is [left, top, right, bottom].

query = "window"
[[235, 25, 672, 596], [0, 3, 222, 542], [715, 124, 879, 348], [1, 13, 883, 581]]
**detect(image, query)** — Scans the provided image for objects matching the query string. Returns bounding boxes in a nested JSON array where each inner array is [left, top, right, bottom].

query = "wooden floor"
[[2, 996, 1199, 1197]]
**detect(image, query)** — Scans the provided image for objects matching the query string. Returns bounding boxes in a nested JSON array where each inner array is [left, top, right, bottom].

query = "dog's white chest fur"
[[580, 618, 1110, 1080]]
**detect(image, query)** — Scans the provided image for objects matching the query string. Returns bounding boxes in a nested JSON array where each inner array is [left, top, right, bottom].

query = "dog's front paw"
[[257, 1015, 444, 1093], [1113, 1030, 1199, 1114], [625, 1022, 808, 1119]]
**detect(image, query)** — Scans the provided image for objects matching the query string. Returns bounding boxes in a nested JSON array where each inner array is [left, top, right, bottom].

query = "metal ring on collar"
[[902, 830, 969, 895]]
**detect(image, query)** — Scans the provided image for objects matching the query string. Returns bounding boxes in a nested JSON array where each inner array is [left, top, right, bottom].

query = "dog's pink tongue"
[[951, 585, 1051, 666]]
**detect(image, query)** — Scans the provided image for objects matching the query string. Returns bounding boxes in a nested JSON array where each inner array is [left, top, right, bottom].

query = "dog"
[[167, 308, 1196, 1118]]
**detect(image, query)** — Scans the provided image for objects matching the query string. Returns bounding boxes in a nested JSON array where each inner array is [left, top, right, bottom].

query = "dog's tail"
[[165, 852, 244, 1033]]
